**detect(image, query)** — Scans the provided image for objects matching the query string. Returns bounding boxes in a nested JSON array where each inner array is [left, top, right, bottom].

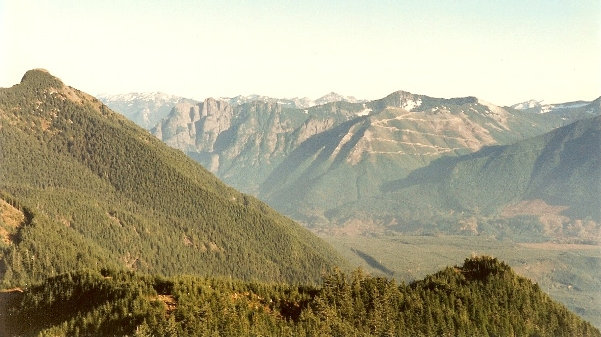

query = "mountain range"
[[98, 91, 365, 130], [97, 92, 187, 129], [105, 89, 600, 235]]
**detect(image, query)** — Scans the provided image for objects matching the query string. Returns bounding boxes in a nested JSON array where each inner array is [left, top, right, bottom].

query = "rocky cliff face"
[[152, 98, 360, 193], [153, 98, 232, 151]]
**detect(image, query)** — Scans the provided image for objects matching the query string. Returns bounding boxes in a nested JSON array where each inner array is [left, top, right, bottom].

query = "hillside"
[[1, 256, 598, 336], [329, 115, 601, 240], [0, 69, 345, 286]]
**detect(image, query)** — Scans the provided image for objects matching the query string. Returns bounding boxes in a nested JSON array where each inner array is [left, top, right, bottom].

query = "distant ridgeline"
[[109, 83, 601, 240], [1, 256, 598, 336], [0, 69, 346, 287]]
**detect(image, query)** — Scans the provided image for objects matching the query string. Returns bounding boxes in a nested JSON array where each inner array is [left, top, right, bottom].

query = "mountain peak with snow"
[[97, 91, 185, 103], [510, 98, 600, 115], [510, 99, 544, 111], [98, 92, 189, 129], [314, 92, 365, 106]]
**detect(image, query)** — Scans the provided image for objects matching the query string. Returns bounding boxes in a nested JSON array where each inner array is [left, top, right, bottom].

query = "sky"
[[1, 0, 599, 106]]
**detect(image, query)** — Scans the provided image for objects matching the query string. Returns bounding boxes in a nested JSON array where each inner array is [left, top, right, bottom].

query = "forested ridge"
[[1, 256, 598, 336], [0, 69, 345, 286]]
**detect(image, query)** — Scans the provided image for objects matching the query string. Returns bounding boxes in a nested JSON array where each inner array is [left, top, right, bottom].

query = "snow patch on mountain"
[[477, 99, 510, 128], [511, 100, 542, 110], [221, 92, 365, 109], [511, 99, 595, 114], [553, 102, 590, 109], [314, 92, 366, 106], [98, 92, 188, 129], [98, 92, 184, 103], [401, 98, 422, 111], [357, 104, 372, 116]]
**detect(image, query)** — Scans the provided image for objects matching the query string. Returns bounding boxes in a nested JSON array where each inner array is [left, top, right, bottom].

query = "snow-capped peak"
[[314, 92, 365, 106], [356, 104, 372, 116], [98, 92, 184, 103], [217, 92, 366, 109], [510, 100, 543, 110], [401, 98, 422, 111]]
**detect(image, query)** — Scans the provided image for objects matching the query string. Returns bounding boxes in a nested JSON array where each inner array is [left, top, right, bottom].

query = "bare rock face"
[[195, 98, 233, 152], [153, 101, 201, 151], [294, 117, 337, 146], [152, 98, 233, 153]]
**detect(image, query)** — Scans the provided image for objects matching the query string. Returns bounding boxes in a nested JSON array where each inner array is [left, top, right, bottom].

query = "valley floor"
[[321, 232, 601, 329]]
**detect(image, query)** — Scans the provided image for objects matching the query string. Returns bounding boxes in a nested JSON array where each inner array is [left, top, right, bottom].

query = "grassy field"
[[322, 233, 601, 329]]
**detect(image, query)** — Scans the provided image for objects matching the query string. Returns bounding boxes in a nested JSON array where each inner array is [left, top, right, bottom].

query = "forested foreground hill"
[[0, 69, 345, 286], [0, 256, 598, 336]]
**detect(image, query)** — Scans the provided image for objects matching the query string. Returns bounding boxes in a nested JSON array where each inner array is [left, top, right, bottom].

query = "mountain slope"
[[0, 69, 345, 286], [330, 115, 601, 239], [150, 90, 594, 203]]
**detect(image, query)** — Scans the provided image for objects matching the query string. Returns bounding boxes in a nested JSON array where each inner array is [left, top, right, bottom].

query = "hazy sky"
[[1, 0, 599, 105]]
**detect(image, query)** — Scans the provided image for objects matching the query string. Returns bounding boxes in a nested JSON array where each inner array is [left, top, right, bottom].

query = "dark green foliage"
[[1, 268, 169, 336], [0, 69, 345, 286], [305, 256, 599, 337], [1, 257, 598, 336]]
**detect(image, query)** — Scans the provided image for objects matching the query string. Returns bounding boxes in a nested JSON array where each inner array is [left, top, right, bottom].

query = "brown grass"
[[0, 199, 25, 245], [156, 294, 177, 314]]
